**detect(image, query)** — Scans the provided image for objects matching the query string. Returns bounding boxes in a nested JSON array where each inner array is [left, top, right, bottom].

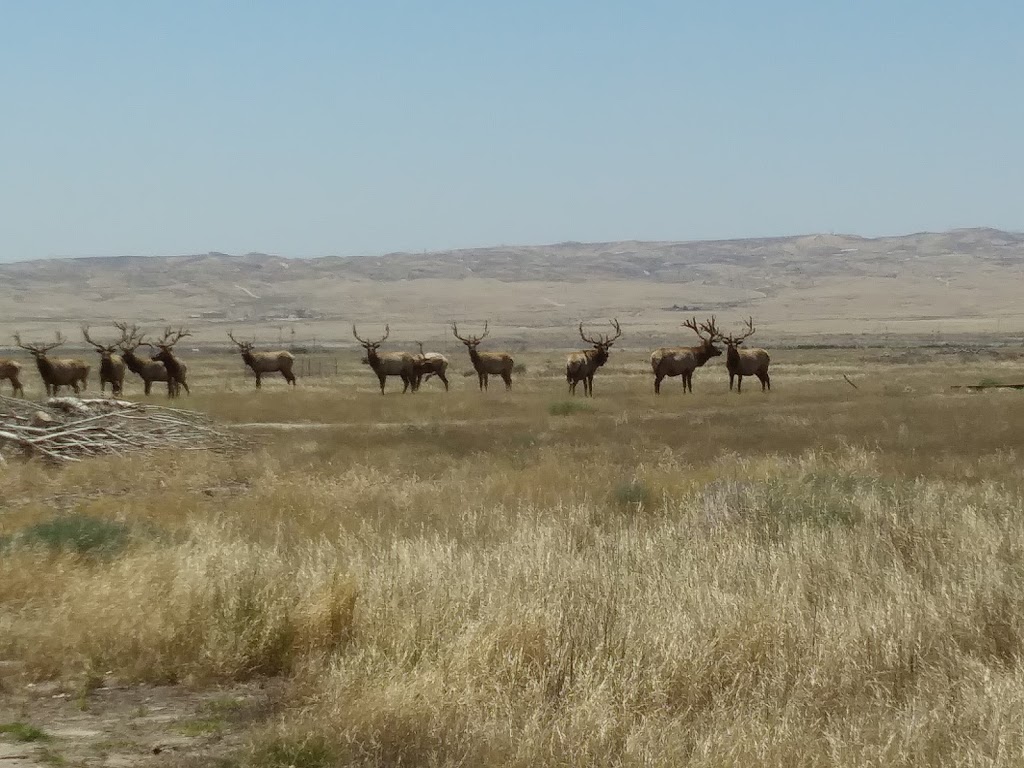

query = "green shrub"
[[0, 722, 50, 742], [612, 480, 654, 511], [11, 514, 131, 556]]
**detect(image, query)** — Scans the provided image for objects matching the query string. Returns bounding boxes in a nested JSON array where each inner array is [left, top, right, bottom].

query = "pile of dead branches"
[[0, 396, 234, 464]]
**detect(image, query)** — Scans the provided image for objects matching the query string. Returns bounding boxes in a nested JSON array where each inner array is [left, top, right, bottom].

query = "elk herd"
[[0, 317, 771, 398]]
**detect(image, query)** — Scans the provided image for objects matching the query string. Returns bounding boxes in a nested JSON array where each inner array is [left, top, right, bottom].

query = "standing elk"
[[712, 317, 771, 393], [82, 326, 126, 396], [353, 325, 417, 394], [146, 327, 192, 398], [12, 332, 90, 395], [0, 358, 24, 397], [451, 321, 514, 391], [412, 341, 450, 392], [650, 316, 722, 394], [114, 322, 176, 396], [566, 319, 621, 396], [228, 332, 297, 389]]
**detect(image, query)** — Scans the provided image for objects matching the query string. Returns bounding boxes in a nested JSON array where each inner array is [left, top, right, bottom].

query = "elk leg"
[[502, 372, 512, 391], [378, 375, 387, 394], [736, 375, 743, 393], [438, 372, 449, 392], [586, 375, 594, 397], [654, 373, 663, 394], [761, 372, 770, 391], [144, 380, 151, 395], [255, 372, 262, 389], [180, 380, 190, 396], [729, 372, 735, 390]]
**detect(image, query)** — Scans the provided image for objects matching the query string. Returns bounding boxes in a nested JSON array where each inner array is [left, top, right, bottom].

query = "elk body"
[[714, 317, 771, 393], [115, 323, 174, 396], [147, 327, 192, 398], [452, 321, 514, 391], [13, 332, 90, 395], [650, 317, 722, 394], [228, 332, 297, 389], [82, 326, 126, 396], [0, 358, 24, 397], [566, 319, 621, 396], [354, 325, 417, 394], [412, 341, 449, 392]]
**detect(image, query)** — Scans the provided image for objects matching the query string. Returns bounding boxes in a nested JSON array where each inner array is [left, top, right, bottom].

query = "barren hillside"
[[1, 228, 1022, 347]]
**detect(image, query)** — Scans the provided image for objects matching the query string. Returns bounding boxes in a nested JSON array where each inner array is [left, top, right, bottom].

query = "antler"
[[736, 316, 757, 342], [683, 316, 710, 341], [353, 324, 389, 347], [114, 322, 140, 350], [699, 315, 721, 342], [605, 318, 622, 345], [13, 331, 65, 354], [81, 325, 115, 352], [227, 330, 252, 349], [579, 322, 601, 346], [156, 326, 192, 348], [415, 341, 425, 355], [452, 321, 489, 344]]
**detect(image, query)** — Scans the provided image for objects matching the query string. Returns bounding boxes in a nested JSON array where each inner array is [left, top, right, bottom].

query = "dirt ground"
[[0, 665, 283, 767]]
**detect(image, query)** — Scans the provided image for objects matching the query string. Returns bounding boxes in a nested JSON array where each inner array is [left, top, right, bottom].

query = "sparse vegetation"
[[547, 399, 595, 416], [0, 722, 51, 742]]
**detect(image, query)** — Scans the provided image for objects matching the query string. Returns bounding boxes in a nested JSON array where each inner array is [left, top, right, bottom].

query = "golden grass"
[[2, 347, 1024, 765]]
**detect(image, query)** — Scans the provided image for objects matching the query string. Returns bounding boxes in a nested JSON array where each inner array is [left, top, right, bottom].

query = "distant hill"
[[2, 228, 1022, 344]]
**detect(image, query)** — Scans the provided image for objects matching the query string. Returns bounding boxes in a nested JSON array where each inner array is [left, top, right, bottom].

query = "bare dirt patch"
[[0, 668, 282, 767]]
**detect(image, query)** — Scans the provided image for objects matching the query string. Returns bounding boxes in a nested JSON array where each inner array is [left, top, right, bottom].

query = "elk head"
[[353, 324, 390, 361], [685, 316, 723, 358], [227, 331, 255, 354], [13, 331, 66, 359], [451, 321, 489, 350], [579, 318, 622, 363], [82, 325, 119, 362]]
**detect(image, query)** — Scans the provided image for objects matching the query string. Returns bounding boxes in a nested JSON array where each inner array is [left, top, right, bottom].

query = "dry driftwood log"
[[0, 395, 233, 464]]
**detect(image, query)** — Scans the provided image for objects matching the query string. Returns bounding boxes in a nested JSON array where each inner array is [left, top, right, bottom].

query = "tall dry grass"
[[2, 348, 1024, 765]]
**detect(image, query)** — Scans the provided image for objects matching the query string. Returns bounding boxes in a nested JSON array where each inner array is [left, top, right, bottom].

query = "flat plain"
[[2, 231, 1024, 767]]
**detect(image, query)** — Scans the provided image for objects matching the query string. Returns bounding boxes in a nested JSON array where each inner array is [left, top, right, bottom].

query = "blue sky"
[[1, 1, 1021, 261]]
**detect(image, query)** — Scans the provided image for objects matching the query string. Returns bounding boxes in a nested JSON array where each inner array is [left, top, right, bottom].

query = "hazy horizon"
[[3, 2, 1022, 263]]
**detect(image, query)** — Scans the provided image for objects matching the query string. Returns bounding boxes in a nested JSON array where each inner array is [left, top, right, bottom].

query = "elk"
[[146, 327, 192, 398], [0, 358, 24, 397], [566, 319, 621, 396], [412, 341, 450, 392], [114, 322, 176, 396], [712, 317, 771, 393], [353, 324, 417, 394], [650, 316, 722, 394], [12, 332, 90, 396], [228, 331, 297, 389], [82, 326, 126, 396], [451, 321, 514, 391]]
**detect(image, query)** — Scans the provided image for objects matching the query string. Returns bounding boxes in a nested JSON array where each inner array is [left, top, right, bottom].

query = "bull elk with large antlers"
[[412, 341, 450, 392], [114, 322, 175, 396], [0, 358, 24, 397], [82, 326, 126, 396], [452, 321, 514, 391], [353, 325, 417, 394], [712, 317, 771, 393], [650, 316, 722, 394], [566, 319, 621, 396], [146, 327, 192, 398], [228, 332, 297, 389], [13, 332, 90, 395]]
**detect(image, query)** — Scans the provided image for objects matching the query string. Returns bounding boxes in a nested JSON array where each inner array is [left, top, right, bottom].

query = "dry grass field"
[[2, 342, 1024, 766]]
